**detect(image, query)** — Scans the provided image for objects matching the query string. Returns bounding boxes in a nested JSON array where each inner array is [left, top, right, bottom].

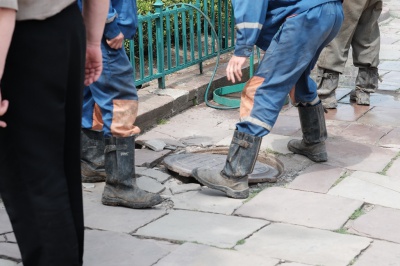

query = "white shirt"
[[0, 0, 75, 21]]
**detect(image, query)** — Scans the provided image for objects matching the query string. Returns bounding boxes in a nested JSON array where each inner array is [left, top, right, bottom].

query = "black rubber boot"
[[316, 67, 340, 109], [350, 67, 379, 105], [81, 129, 106, 182], [287, 103, 328, 162], [192, 131, 262, 199], [102, 136, 163, 209]]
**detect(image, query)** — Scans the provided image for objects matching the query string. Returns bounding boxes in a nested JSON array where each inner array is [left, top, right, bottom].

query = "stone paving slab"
[[381, 69, 400, 84], [235, 187, 362, 230], [346, 206, 400, 244], [135, 149, 173, 168], [154, 242, 279, 266], [137, 176, 165, 194], [0, 209, 13, 235], [380, 49, 400, 60], [270, 115, 301, 136], [377, 82, 400, 91], [280, 263, 310, 266], [370, 93, 400, 108], [379, 127, 400, 149], [4, 233, 15, 243], [335, 88, 352, 101], [324, 139, 396, 172], [324, 103, 371, 122], [134, 210, 268, 248], [287, 164, 345, 194], [143, 105, 238, 144], [325, 120, 351, 137], [358, 106, 400, 127], [352, 240, 400, 266], [84, 229, 173, 266], [171, 188, 244, 215], [328, 171, 400, 209], [0, 259, 17, 266], [379, 61, 400, 71], [259, 133, 293, 155], [236, 223, 371, 266], [137, 168, 171, 184], [338, 123, 392, 145], [0, 242, 20, 261], [169, 183, 201, 195], [83, 185, 166, 233], [387, 157, 400, 178]]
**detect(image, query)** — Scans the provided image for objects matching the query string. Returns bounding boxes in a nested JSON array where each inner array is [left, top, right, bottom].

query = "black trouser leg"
[[0, 4, 85, 266]]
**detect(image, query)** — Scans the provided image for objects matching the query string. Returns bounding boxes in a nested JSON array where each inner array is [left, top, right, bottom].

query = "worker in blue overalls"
[[78, 0, 162, 208], [193, 0, 344, 199]]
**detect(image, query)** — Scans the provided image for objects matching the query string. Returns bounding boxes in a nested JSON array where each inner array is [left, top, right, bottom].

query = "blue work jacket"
[[77, 0, 138, 40], [232, 0, 342, 57]]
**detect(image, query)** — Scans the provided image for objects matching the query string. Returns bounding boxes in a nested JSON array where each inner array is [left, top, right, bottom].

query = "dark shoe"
[[350, 89, 370, 105], [350, 67, 379, 106], [81, 129, 106, 182], [192, 168, 249, 199], [102, 183, 163, 209], [287, 139, 327, 162], [316, 67, 339, 109], [320, 93, 338, 109], [287, 103, 328, 162], [192, 131, 262, 199], [102, 136, 162, 208]]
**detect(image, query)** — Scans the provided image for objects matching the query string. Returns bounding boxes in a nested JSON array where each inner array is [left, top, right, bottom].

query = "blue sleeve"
[[232, 0, 268, 57], [104, 0, 121, 40]]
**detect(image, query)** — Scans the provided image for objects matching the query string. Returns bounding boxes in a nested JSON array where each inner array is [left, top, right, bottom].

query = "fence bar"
[[130, 0, 236, 88]]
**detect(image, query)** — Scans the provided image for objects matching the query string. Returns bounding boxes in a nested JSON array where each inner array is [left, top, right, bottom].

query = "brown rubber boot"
[[287, 102, 328, 162], [102, 136, 163, 208], [81, 129, 106, 182], [192, 131, 262, 199], [350, 67, 379, 105], [316, 67, 340, 109]]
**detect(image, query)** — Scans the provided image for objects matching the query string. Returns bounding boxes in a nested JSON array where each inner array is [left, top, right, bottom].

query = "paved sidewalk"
[[1, 2, 400, 266]]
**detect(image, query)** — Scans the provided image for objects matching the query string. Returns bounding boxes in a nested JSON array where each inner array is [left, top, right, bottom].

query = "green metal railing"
[[129, 0, 235, 89]]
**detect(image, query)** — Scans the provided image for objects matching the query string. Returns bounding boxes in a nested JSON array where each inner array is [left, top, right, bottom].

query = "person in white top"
[[0, 1, 108, 265]]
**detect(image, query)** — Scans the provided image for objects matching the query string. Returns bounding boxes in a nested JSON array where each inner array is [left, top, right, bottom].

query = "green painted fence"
[[129, 0, 236, 89]]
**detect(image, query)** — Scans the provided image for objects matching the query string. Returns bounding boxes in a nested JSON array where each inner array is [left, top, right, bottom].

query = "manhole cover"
[[163, 150, 283, 183]]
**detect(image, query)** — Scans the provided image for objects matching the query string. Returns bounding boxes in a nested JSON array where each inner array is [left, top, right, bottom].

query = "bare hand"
[[106, 32, 124, 49], [0, 90, 9, 128], [84, 43, 103, 86], [226, 55, 247, 83]]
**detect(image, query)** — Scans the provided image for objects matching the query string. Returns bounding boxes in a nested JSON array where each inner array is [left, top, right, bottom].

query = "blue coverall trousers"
[[237, 1, 344, 137], [81, 39, 140, 138]]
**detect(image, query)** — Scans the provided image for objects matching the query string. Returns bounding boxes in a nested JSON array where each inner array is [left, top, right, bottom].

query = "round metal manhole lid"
[[163, 151, 283, 184]]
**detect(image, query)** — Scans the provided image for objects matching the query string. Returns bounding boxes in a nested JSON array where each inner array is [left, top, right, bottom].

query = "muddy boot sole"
[[101, 196, 163, 209], [319, 93, 338, 109], [350, 90, 370, 105], [101, 185, 163, 209], [81, 161, 106, 182], [192, 169, 249, 199], [287, 140, 328, 162]]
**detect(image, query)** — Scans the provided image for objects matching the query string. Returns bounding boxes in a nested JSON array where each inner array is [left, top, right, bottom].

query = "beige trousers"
[[318, 0, 382, 73]]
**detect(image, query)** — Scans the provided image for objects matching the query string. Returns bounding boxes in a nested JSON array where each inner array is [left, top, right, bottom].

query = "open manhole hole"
[[163, 147, 284, 184]]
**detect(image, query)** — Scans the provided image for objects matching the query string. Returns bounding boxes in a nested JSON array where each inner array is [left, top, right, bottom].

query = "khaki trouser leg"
[[352, 0, 382, 69], [317, 0, 381, 73]]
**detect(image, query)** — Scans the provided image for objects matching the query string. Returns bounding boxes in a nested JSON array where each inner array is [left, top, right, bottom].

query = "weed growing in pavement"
[[244, 187, 263, 203], [350, 207, 365, 220], [379, 151, 400, 175], [236, 239, 245, 246], [334, 228, 348, 234], [332, 170, 351, 187], [157, 118, 168, 125]]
